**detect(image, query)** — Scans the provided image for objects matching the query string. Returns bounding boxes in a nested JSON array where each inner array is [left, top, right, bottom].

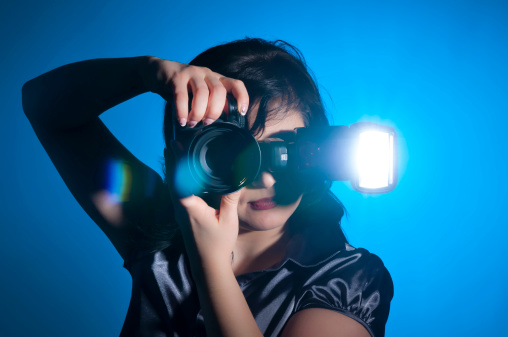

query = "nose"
[[249, 171, 276, 189]]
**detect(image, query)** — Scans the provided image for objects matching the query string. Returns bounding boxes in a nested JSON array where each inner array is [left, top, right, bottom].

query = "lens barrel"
[[170, 95, 260, 196], [188, 123, 260, 194]]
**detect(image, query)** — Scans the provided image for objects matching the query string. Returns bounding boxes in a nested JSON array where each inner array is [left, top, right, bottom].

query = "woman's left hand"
[[172, 191, 242, 267], [172, 190, 266, 337]]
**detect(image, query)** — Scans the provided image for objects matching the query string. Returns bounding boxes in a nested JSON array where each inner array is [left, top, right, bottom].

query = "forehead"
[[254, 111, 305, 141]]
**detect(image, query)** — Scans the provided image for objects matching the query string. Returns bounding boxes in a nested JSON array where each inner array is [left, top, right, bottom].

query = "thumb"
[[219, 189, 242, 225], [179, 195, 209, 215]]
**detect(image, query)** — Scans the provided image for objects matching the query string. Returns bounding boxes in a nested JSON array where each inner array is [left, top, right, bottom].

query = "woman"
[[22, 38, 393, 337]]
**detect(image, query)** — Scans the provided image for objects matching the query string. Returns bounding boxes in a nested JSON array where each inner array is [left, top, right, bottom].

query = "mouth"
[[249, 197, 277, 210]]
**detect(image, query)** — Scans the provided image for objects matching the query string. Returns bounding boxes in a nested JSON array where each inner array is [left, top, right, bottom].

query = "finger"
[[218, 189, 242, 226], [220, 78, 249, 116], [203, 75, 227, 126], [188, 77, 209, 128], [179, 195, 214, 221], [179, 194, 205, 209], [173, 80, 189, 127]]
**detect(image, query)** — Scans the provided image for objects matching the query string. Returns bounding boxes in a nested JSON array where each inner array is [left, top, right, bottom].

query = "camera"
[[168, 96, 397, 197], [168, 95, 260, 197]]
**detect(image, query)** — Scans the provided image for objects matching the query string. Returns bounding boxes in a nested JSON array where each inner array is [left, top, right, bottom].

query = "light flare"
[[105, 159, 132, 203]]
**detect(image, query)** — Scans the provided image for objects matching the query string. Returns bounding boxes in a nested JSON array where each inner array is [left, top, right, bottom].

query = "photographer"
[[22, 38, 392, 337]]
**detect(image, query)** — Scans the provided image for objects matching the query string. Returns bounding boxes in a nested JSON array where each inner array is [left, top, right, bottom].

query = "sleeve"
[[293, 249, 394, 337]]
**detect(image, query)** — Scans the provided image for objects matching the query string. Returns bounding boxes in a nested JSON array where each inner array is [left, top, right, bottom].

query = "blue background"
[[1, 0, 507, 336]]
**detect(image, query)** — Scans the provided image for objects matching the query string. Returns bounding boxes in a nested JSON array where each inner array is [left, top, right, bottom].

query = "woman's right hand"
[[140, 56, 249, 127]]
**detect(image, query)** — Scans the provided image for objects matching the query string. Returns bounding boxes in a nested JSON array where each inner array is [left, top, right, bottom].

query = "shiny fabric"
[[119, 218, 393, 337]]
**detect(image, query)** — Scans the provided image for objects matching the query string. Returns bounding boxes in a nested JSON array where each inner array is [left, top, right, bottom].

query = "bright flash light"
[[354, 126, 396, 193]]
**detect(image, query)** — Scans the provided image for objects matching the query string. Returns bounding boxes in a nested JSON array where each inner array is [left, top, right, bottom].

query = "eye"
[[264, 130, 295, 142]]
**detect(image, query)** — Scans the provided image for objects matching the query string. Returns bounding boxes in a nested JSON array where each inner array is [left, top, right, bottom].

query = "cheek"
[[272, 174, 307, 206]]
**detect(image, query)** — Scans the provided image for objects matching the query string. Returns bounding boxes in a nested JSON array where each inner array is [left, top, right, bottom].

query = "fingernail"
[[188, 121, 198, 128], [203, 118, 214, 126], [240, 104, 248, 116], [179, 118, 187, 127]]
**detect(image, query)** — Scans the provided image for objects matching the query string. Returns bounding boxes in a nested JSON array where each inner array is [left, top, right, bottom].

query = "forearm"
[[22, 56, 151, 130], [192, 259, 263, 337]]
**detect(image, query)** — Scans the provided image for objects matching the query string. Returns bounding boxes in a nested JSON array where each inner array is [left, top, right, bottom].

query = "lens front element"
[[188, 123, 260, 194]]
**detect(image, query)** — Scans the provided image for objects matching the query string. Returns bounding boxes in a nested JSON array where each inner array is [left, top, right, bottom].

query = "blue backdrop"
[[1, 1, 507, 336]]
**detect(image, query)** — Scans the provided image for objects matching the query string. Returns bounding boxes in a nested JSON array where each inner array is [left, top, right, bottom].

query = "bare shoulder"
[[280, 308, 371, 337]]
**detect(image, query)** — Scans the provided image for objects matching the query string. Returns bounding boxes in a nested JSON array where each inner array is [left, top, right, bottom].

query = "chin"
[[238, 204, 298, 232]]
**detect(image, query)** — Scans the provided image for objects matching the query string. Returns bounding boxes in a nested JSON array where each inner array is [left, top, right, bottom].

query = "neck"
[[232, 224, 290, 276]]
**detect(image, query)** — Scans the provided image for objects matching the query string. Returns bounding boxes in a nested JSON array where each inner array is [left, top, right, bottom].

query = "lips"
[[249, 197, 277, 210]]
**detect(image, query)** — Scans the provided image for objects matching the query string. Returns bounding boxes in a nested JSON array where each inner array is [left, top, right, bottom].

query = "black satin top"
[[119, 215, 394, 337]]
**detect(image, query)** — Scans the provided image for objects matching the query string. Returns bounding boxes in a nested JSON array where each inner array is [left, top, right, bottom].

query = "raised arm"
[[22, 57, 166, 260], [21, 56, 248, 260]]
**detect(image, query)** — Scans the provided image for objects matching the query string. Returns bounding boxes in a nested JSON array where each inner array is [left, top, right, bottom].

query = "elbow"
[[21, 79, 36, 120], [22, 79, 49, 130]]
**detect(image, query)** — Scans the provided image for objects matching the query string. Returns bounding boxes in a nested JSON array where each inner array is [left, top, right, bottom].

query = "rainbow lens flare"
[[105, 159, 132, 203]]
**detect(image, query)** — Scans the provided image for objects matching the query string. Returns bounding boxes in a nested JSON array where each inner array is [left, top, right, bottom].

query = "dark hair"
[[189, 38, 329, 136], [140, 38, 347, 251]]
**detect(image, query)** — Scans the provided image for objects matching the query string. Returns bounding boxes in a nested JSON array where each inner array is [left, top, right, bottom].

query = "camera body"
[[168, 96, 261, 198]]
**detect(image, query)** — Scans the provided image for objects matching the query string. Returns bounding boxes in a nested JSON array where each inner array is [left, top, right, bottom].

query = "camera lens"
[[188, 123, 260, 193]]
